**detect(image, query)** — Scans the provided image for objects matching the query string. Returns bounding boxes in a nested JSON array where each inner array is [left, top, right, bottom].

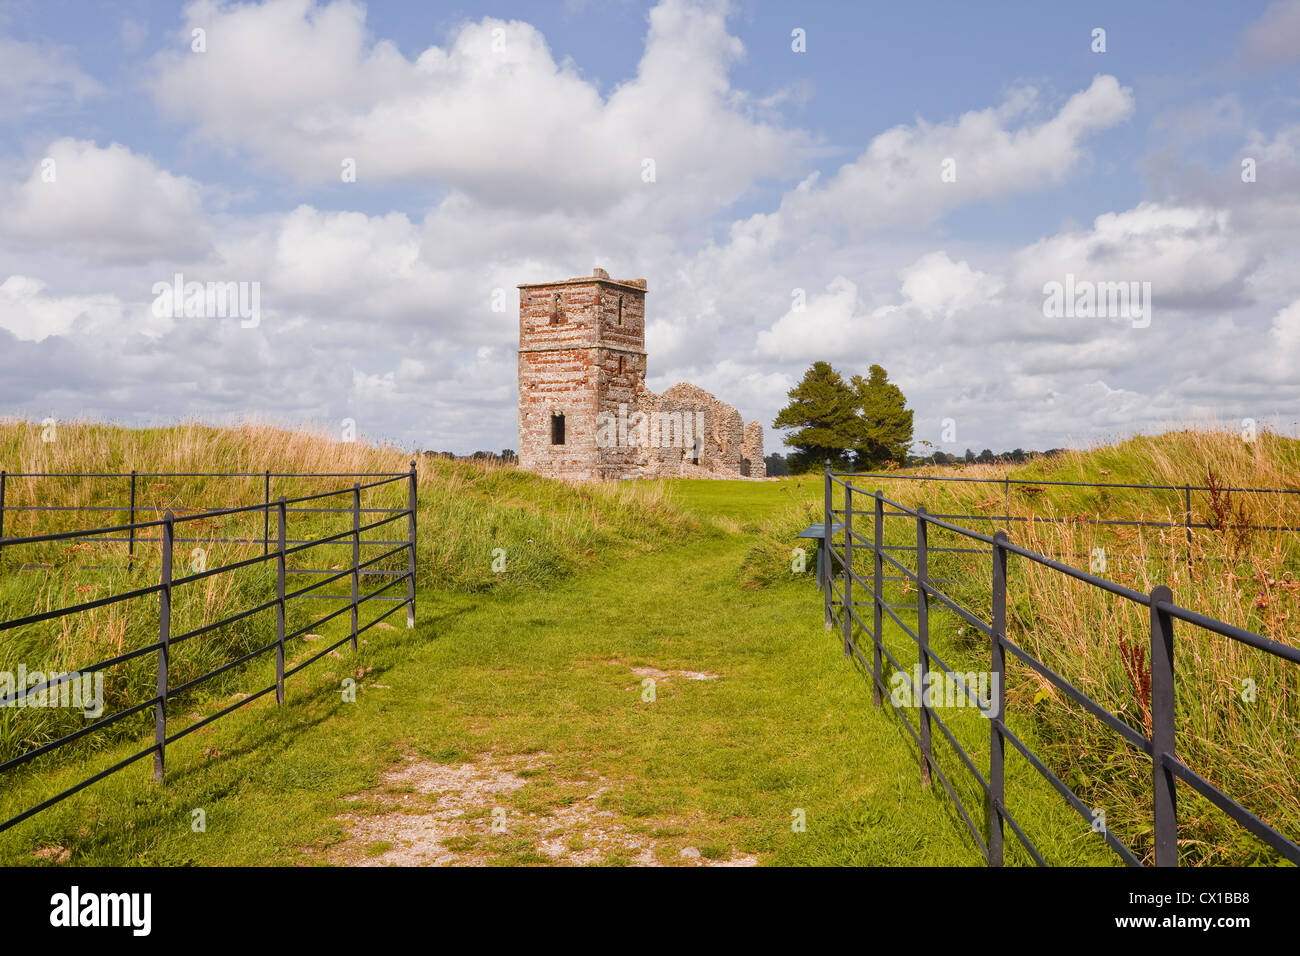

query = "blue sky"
[[1, 0, 1298, 454]]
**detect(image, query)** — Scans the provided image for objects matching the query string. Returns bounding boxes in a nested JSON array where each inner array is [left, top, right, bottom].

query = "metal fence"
[[0, 468, 420, 574], [0, 465, 419, 835], [822, 466, 1300, 867], [842, 470, 1300, 537]]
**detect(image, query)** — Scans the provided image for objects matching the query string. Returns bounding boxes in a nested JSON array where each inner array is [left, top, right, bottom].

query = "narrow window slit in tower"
[[549, 293, 562, 325], [617, 295, 624, 326], [551, 412, 565, 445]]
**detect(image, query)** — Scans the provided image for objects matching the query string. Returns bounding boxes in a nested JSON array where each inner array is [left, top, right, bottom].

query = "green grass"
[[0, 472, 1122, 867], [842, 431, 1300, 866], [1, 421, 1294, 866]]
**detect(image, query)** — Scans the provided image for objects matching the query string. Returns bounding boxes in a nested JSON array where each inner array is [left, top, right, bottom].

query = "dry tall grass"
[[857, 427, 1300, 864]]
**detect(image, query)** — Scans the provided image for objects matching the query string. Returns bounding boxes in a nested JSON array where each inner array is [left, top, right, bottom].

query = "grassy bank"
[[821, 429, 1300, 864], [0, 485, 1105, 867], [0, 421, 1295, 865], [0, 420, 698, 780]]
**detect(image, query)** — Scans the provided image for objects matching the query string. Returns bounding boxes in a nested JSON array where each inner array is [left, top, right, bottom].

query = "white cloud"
[[0, 139, 210, 261], [4, 3, 1297, 456], [0, 275, 127, 342], [148, 0, 806, 223], [1010, 203, 1251, 306], [756, 275, 862, 361], [775, 75, 1134, 235], [0, 36, 101, 117], [896, 252, 1004, 321], [1267, 299, 1300, 368], [1240, 0, 1300, 68]]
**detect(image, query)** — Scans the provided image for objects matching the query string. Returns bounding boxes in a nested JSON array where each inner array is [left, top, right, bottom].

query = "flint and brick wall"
[[518, 270, 763, 481]]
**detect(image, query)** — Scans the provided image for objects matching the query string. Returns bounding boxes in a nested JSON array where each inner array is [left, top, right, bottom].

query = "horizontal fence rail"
[[0, 468, 411, 573], [0, 464, 419, 835], [831, 470, 1300, 536], [821, 465, 1300, 867]]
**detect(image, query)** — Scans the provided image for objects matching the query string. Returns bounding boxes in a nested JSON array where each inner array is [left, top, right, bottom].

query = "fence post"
[[916, 505, 931, 788], [154, 510, 173, 783], [351, 483, 360, 651], [128, 469, 137, 574], [406, 461, 417, 628], [872, 491, 884, 708], [1150, 584, 1177, 866], [823, 460, 832, 631], [842, 483, 853, 659], [989, 530, 1009, 866], [275, 495, 286, 705], [1183, 484, 1192, 568], [263, 470, 271, 557]]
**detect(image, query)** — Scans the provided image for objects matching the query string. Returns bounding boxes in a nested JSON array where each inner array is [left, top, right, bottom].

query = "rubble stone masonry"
[[518, 269, 765, 481]]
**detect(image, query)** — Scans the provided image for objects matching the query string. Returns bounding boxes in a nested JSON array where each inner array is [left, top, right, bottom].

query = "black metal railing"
[[822, 466, 1300, 867], [0, 467, 416, 573], [0, 464, 419, 835], [836, 470, 1300, 542]]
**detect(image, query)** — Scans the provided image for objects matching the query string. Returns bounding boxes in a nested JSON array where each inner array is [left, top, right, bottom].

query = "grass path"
[[1, 481, 1113, 866]]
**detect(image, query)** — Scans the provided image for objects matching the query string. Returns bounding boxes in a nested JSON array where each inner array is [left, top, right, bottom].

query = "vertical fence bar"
[[1183, 484, 1192, 568], [842, 483, 853, 659], [1150, 584, 1177, 866], [916, 505, 931, 788], [823, 461, 832, 631], [0, 469, 6, 569], [263, 470, 271, 557], [989, 530, 1009, 866], [154, 510, 173, 783], [350, 483, 360, 651], [872, 491, 884, 708], [406, 461, 417, 628], [275, 496, 286, 705], [127, 469, 137, 574]]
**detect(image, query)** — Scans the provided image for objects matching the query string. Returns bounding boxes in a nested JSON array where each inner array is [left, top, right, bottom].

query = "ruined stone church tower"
[[517, 269, 764, 481]]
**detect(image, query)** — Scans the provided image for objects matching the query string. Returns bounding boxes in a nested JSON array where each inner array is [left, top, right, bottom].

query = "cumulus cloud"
[[775, 75, 1134, 236], [0, 276, 128, 342], [0, 139, 210, 261], [895, 252, 1004, 321], [148, 0, 806, 223], [1010, 203, 1252, 309], [3, 2, 1297, 456]]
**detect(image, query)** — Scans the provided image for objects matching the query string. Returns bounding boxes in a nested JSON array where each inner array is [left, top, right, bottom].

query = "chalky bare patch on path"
[[325, 751, 757, 867]]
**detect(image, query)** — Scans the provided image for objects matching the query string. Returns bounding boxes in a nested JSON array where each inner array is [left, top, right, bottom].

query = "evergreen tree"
[[849, 364, 914, 470], [772, 361, 857, 472]]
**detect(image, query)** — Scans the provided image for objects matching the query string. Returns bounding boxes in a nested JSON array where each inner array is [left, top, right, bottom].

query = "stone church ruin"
[[517, 269, 764, 481]]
